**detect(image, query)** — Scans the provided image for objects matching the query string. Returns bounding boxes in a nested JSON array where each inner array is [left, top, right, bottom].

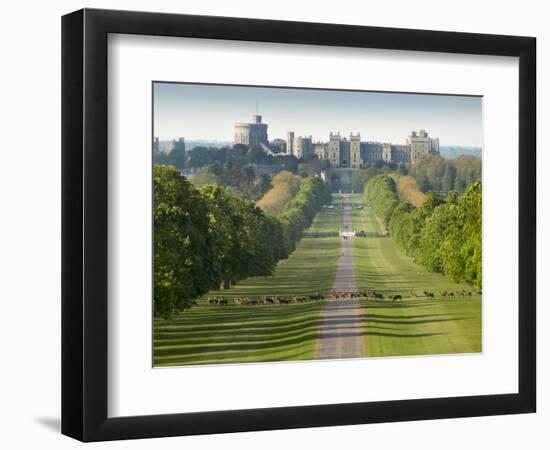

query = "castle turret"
[[328, 132, 341, 167], [350, 133, 362, 168], [234, 114, 269, 147], [286, 131, 295, 155], [406, 130, 439, 164]]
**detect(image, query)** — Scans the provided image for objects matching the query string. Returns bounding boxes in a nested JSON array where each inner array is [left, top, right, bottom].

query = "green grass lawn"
[[352, 194, 482, 357], [154, 206, 343, 366], [154, 302, 326, 366], [154, 193, 482, 366]]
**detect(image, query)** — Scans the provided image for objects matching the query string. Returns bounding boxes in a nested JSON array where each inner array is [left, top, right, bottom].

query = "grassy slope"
[[154, 206, 342, 366], [352, 194, 481, 357]]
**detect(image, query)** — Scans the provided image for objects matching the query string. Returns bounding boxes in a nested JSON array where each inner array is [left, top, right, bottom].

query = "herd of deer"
[[207, 293, 325, 306], [205, 289, 476, 306]]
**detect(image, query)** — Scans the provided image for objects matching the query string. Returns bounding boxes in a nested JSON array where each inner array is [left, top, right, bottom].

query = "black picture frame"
[[61, 8, 536, 442]]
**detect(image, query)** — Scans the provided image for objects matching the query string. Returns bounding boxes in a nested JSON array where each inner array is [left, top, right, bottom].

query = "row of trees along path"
[[318, 193, 364, 359]]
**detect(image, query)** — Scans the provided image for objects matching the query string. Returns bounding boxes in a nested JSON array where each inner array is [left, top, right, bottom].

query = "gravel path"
[[318, 194, 364, 359]]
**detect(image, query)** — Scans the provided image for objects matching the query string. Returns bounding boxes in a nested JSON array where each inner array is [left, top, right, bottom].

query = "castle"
[[234, 115, 439, 167], [234, 115, 269, 148]]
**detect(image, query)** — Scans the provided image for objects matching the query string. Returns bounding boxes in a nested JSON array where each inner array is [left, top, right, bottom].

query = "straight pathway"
[[318, 193, 364, 359]]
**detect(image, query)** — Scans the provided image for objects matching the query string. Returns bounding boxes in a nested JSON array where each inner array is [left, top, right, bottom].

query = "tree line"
[[154, 143, 301, 172], [351, 152, 481, 195], [410, 154, 481, 193], [192, 160, 273, 201], [154, 165, 331, 317], [364, 174, 482, 291], [351, 162, 408, 193]]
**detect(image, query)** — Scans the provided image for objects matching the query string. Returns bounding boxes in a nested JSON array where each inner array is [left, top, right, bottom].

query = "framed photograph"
[[62, 8, 536, 442]]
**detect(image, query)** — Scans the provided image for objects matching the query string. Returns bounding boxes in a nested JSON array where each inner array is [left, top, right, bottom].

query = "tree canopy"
[[364, 174, 482, 290], [153, 165, 331, 317]]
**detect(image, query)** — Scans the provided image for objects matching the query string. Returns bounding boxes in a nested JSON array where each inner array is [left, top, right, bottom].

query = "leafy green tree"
[[153, 165, 212, 317], [446, 191, 460, 204], [418, 203, 457, 272], [457, 180, 482, 290], [352, 166, 383, 193], [364, 175, 399, 227], [365, 173, 482, 290]]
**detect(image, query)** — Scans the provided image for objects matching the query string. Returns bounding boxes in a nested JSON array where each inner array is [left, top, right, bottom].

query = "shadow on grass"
[[156, 322, 323, 345], [155, 330, 321, 359]]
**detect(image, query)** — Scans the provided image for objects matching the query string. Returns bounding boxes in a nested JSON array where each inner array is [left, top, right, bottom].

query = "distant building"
[[350, 133, 362, 168], [406, 130, 439, 164], [288, 130, 439, 168], [172, 137, 186, 152], [232, 113, 439, 167], [313, 142, 328, 160], [286, 131, 295, 156], [153, 137, 160, 153], [234, 115, 269, 147], [293, 135, 313, 158], [159, 137, 186, 154]]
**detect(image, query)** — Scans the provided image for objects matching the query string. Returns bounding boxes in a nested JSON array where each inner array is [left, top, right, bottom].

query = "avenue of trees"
[[410, 154, 481, 193], [351, 153, 481, 195], [154, 165, 331, 317], [365, 174, 482, 290]]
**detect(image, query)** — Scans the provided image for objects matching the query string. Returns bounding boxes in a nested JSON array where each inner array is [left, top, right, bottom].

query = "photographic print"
[[152, 82, 482, 367]]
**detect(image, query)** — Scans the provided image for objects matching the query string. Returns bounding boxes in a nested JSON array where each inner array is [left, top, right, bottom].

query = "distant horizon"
[[153, 82, 483, 148]]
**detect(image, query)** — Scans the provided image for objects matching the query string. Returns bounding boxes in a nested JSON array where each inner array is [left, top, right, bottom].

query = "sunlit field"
[[154, 206, 342, 366], [352, 196, 481, 357]]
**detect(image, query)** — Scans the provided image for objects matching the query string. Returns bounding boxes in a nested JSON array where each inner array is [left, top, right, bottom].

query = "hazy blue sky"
[[153, 82, 483, 147]]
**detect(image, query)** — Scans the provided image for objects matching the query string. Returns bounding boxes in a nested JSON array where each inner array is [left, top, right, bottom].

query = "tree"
[[154, 163, 332, 316], [186, 146, 228, 168], [246, 146, 269, 165], [442, 164, 457, 192], [365, 172, 481, 290], [257, 173, 272, 195], [397, 163, 409, 176], [364, 175, 399, 228], [417, 177, 432, 192], [418, 203, 457, 272], [352, 166, 383, 193], [153, 165, 212, 317]]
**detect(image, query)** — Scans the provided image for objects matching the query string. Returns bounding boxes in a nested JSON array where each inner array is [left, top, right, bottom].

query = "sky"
[[153, 82, 483, 147]]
